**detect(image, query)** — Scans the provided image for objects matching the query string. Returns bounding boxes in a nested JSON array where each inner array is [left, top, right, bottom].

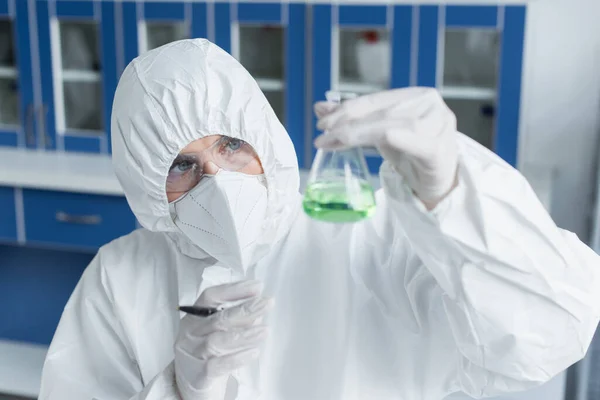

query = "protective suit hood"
[[111, 39, 300, 257]]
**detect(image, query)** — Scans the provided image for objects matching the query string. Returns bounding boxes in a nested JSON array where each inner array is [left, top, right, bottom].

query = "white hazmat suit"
[[39, 39, 600, 400]]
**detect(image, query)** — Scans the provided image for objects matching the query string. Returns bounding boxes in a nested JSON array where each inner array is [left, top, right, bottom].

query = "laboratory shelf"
[[61, 69, 102, 83], [0, 66, 17, 79], [338, 80, 387, 95], [256, 77, 285, 91], [440, 85, 497, 101]]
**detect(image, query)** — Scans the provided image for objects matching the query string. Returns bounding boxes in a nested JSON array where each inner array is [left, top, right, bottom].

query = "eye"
[[169, 157, 197, 175], [223, 138, 243, 152]]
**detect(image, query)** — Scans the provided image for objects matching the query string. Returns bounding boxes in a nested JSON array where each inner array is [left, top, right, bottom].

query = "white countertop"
[[0, 340, 563, 400], [0, 148, 124, 196], [444, 372, 565, 400], [0, 340, 47, 398]]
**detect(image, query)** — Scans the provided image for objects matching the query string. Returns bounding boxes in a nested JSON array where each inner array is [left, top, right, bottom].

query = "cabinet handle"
[[25, 104, 35, 146], [55, 211, 102, 225]]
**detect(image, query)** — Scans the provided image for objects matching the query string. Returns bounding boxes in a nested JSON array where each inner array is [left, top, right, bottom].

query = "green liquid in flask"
[[303, 180, 376, 223]]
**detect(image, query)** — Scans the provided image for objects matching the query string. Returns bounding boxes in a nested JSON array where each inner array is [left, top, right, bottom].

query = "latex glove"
[[175, 280, 273, 400], [315, 87, 459, 209]]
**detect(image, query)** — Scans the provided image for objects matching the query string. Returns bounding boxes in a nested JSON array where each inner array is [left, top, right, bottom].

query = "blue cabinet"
[[22, 189, 137, 250], [0, 186, 17, 241], [0, 0, 35, 148], [36, 0, 119, 154], [0, 245, 92, 345], [311, 4, 525, 170], [0, 1, 528, 168], [417, 5, 526, 166], [214, 2, 307, 168]]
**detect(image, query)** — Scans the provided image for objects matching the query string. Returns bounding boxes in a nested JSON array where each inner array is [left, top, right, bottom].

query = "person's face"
[[166, 135, 264, 203]]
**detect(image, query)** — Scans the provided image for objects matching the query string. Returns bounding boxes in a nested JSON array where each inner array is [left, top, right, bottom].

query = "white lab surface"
[[0, 340, 47, 398], [0, 147, 123, 196], [38, 39, 600, 400]]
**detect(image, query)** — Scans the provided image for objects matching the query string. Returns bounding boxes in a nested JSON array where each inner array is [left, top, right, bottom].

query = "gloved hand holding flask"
[[315, 88, 459, 210]]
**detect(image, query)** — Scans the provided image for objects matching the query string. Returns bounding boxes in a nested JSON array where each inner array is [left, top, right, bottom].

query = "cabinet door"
[[36, 0, 118, 154], [215, 2, 307, 168], [312, 4, 413, 173], [0, 0, 35, 148], [417, 5, 526, 167], [122, 1, 207, 68], [0, 186, 17, 242]]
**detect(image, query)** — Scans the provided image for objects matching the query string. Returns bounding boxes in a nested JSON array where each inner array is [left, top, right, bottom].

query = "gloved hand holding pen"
[[175, 280, 273, 400], [314, 87, 459, 210]]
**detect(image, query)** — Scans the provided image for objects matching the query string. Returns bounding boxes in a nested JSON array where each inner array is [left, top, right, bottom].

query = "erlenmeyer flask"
[[303, 91, 376, 223]]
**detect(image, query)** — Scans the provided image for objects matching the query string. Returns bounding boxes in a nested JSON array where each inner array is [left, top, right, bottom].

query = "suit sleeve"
[[379, 136, 600, 398]]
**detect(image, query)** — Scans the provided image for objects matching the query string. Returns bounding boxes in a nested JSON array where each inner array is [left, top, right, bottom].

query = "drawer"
[[23, 189, 137, 249], [0, 186, 17, 242]]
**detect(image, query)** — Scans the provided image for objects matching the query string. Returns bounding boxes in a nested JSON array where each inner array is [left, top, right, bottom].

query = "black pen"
[[178, 306, 220, 317]]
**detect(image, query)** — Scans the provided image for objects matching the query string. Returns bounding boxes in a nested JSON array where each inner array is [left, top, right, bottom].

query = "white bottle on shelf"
[[355, 30, 390, 86]]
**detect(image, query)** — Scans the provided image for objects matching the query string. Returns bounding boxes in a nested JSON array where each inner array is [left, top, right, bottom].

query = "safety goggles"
[[166, 136, 259, 194]]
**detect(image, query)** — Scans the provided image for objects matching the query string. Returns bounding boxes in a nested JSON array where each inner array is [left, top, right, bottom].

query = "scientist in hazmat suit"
[[39, 39, 600, 400]]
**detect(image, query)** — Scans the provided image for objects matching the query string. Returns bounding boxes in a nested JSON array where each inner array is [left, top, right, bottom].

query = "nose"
[[203, 160, 220, 175]]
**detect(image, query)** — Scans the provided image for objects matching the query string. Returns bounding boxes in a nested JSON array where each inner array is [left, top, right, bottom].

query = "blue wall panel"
[[0, 0, 9, 16], [63, 135, 102, 153], [496, 6, 526, 166], [214, 2, 231, 53], [286, 4, 305, 168], [191, 3, 208, 39], [144, 2, 185, 20], [122, 1, 139, 67], [311, 4, 331, 153], [101, 1, 118, 154], [446, 6, 499, 28], [56, 0, 95, 19], [237, 3, 281, 24], [391, 5, 412, 89], [417, 5, 438, 88], [339, 5, 387, 27]]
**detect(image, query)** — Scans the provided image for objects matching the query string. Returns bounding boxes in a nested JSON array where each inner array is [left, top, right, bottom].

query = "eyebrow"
[[170, 153, 198, 167]]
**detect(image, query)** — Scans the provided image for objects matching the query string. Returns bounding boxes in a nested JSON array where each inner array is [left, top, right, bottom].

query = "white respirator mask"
[[170, 170, 268, 270]]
